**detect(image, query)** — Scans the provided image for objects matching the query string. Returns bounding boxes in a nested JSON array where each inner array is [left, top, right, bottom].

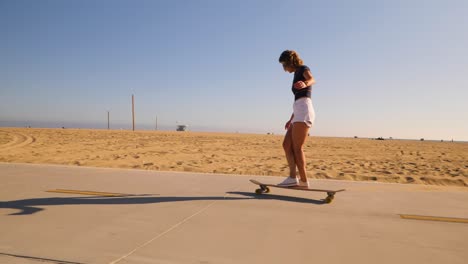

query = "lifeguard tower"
[[176, 125, 187, 131]]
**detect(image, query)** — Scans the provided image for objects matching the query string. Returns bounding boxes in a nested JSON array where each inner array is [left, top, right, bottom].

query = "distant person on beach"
[[278, 50, 316, 188]]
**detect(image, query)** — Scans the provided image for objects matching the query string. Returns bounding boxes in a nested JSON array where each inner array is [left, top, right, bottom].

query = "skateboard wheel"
[[264, 187, 270, 193], [255, 189, 263, 194], [325, 196, 334, 203]]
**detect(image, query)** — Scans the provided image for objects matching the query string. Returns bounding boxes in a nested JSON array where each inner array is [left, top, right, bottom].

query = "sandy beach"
[[0, 127, 466, 187]]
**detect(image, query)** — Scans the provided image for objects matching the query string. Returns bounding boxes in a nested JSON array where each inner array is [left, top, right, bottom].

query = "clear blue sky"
[[1, 0, 467, 140]]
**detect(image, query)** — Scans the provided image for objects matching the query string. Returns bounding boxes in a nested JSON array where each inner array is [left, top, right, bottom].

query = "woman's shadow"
[[1, 192, 325, 216]]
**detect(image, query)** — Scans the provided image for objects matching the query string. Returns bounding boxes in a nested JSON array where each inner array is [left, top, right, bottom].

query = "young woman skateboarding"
[[277, 50, 316, 188]]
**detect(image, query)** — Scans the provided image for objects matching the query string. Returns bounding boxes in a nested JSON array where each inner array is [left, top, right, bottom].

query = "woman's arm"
[[302, 69, 315, 87], [293, 69, 316, 89], [285, 113, 294, 130]]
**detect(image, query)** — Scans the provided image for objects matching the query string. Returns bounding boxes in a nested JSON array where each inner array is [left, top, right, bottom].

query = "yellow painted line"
[[399, 214, 468, 224], [46, 189, 128, 197]]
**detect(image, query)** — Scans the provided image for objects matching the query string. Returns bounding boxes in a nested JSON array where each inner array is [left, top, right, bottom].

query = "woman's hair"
[[279, 50, 303, 67]]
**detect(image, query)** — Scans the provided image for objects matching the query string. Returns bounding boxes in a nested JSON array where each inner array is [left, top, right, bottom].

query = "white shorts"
[[292, 97, 315, 127]]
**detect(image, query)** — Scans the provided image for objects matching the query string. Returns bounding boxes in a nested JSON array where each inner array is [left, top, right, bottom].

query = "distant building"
[[176, 125, 187, 131]]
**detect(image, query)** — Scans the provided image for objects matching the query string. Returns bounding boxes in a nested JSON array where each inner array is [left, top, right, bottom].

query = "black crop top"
[[292, 65, 312, 101]]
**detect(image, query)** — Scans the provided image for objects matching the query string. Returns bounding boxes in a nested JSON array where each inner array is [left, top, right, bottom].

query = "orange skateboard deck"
[[250, 179, 345, 203]]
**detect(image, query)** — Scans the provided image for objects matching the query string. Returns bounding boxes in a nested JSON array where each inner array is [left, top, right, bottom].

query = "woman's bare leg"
[[291, 122, 310, 182], [282, 127, 296, 178]]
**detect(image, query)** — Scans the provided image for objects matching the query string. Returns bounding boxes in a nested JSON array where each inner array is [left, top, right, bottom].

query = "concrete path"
[[1, 163, 467, 264]]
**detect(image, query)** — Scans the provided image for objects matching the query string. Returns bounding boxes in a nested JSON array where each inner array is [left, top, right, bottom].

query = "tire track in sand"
[[0, 130, 36, 151]]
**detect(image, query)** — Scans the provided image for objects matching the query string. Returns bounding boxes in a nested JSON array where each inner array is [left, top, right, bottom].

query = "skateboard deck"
[[250, 179, 345, 203]]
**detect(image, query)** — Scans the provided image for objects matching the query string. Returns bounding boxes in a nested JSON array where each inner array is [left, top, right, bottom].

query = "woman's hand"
[[293, 81, 307, 89], [285, 120, 292, 130]]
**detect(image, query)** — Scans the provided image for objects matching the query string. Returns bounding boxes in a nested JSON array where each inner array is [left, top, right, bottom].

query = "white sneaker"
[[297, 180, 309, 188], [278, 177, 299, 187]]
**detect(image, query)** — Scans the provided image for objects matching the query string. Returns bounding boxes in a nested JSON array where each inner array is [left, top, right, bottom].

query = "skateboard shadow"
[[0, 195, 251, 216], [227, 192, 326, 205]]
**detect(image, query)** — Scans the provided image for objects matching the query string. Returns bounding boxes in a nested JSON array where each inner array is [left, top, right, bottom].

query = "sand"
[[0, 127, 466, 187]]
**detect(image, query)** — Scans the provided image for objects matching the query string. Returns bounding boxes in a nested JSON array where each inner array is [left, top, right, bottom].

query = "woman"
[[278, 50, 316, 188]]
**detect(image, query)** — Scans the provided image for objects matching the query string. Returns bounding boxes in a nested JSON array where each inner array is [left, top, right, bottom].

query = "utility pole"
[[155, 115, 158, 131], [107, 111, 110, 130], [132, 94, 135, 131]]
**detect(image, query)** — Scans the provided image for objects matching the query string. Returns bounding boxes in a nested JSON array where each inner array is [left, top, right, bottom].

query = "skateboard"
[[250, 179, 345, 203]]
